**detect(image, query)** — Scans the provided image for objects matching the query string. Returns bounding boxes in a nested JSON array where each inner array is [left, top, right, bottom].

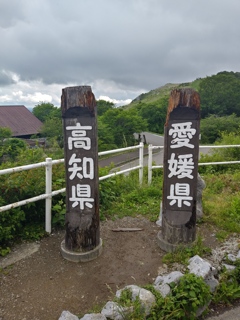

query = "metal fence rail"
[[0, 142, 239, 233], [0, 143, 144, 233], [147, 144, 240, 185]]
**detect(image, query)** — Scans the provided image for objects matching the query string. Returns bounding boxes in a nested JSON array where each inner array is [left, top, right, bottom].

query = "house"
[[0, 105, 43, 139]]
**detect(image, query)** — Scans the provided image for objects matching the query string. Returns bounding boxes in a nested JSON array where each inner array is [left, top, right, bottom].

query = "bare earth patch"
[[0, 217, 162, 320], [0, 217, 229, 320]]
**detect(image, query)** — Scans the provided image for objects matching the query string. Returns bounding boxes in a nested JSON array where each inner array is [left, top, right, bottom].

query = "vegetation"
[[212, 259, 240, 305], [30, 72, 240, 149], [1, 71, 240, 317], [116, 274, 211, 319]]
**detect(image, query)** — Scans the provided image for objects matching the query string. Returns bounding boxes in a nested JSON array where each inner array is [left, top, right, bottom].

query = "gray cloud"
[[0, 0, 240, 107], [0, 70, 15, 86]]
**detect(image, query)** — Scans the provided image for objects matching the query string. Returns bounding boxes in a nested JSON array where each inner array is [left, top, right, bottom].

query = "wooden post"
[[157, 88, 200, 252], [60, 86, 102, 262]]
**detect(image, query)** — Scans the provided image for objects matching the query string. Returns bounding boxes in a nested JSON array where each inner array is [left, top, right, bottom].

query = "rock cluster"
[[58, 250, 240, 320]]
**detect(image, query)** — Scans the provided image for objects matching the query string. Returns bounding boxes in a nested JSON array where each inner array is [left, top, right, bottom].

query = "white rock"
[[154, 271, 183, 297], [188, 255, 216, 278], [222, 263, 236, 271], [188, 255, 218, 292], [154, 271, 183, 286], [101, 301, 126, 320], [116, 285, 155, 315], [227, 253, 237, 262], [59, 311, 79, 320], [154, 283, 171, 297], [79, 314, 107, 320]]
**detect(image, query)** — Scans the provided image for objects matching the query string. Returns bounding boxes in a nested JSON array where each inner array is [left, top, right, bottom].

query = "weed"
[[117, 288, 147, 320], [147, 274, 211, 319], [162, 236, 211, 266], [212, 261, 240, 305], [52, 199, 66, 228]]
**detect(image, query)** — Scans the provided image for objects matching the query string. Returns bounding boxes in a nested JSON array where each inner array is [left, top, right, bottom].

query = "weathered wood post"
[[157, 88, 200, 252], [60, 86, 102, 262]]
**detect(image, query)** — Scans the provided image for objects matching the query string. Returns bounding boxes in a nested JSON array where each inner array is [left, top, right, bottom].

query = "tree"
[[199, 72, 240, 118], [3, 138, 27, 161], [0, 127, 12, 161], [138, 97, 168, 134], [32, 102, 60, 122], [0, 127, 12, 145], [98, 118, 116, 151], [101, 108, 148, 147], [97, 100, 114, 116], [40, 117, 63, 147], [200, 114, 240, 144]]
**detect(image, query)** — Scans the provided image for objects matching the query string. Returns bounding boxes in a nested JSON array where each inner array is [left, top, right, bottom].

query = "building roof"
[[0, 105, 43, 137]]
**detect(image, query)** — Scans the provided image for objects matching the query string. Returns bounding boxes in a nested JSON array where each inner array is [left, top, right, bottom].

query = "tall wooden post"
[[60, 86, 102, 262], [157, 88, 200, 252]]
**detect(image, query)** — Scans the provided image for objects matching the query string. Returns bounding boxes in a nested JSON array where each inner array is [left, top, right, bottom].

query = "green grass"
[[99, 168, 162, 222], [201, 171, 240, 235]]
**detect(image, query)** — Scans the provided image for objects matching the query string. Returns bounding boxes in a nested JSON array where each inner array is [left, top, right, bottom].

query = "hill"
[[97, 71, 240, 148], [124, 78, 202, 109]]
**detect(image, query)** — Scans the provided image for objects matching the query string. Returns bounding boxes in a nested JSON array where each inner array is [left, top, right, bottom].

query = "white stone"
[[116, 285, 155, 315], [236, 250, 240, 259], [154, 271, 183, 286], [223, 263, 236, 271], [154, 283, 171, 297], [79, 314, 107, 320], [227, 253, 237, 262], [188, 255, 216, 278], [59, 311, 79, 320], [188, 255, 218, 292], [154, 271, 183, 297], [101, 301, 126, 320]]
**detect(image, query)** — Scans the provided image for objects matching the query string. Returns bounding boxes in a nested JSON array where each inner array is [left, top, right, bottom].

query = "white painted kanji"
[[66, 122, 92, 150], [169, 122, 196, 149], [168, 153, 194, 179], [70, 184, 94, 209], [167, 183, 193, 207], [68, 153, 94, 180]]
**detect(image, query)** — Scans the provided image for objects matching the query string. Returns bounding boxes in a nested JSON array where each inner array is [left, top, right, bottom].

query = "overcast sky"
[[0, 0, 239, 108]]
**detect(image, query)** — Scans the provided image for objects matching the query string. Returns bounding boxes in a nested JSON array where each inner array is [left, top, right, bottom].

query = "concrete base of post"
[[60, 238, 103, 262], [157, 231, 181, 252], [157, 230, 196, 253]]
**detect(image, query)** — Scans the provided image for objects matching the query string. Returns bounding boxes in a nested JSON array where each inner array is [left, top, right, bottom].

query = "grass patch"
[[99, 168, 162, 222], [201, 172, 240, 236], [162, 236, 211, 266]]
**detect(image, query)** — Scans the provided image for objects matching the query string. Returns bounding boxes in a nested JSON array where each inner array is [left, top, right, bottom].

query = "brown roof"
[[0, 105, 43, 137]]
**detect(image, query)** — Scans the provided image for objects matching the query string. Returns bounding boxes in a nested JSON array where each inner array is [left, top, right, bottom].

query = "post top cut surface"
[[61, 86, 96, 115], [166, 88, 200, 125]]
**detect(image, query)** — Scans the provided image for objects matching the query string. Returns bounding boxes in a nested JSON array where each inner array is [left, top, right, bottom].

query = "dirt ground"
[[0, 217, 221, 320]]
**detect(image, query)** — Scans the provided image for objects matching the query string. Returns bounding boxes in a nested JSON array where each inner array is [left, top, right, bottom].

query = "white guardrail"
[[0, 142, 240, 233], [0, 142, 144, 233], [147, 144, 240, 185]]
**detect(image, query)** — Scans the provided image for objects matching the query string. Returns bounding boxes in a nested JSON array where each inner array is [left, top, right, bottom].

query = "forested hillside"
[[1, 71, 240, 163], [25, 71, 240, 150]]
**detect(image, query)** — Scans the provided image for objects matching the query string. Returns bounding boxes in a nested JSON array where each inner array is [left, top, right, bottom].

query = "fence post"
[[45, 157, 52, 233], [148, 144, 153, 185], [139, 142, 144, 185]]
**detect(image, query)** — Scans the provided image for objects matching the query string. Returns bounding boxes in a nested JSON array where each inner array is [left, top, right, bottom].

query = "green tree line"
[[29, 72, 240, 149]]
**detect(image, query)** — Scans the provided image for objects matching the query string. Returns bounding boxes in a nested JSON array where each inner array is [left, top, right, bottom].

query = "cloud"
[[0, 0, 240, 108], [98, 95, 132, 107]]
